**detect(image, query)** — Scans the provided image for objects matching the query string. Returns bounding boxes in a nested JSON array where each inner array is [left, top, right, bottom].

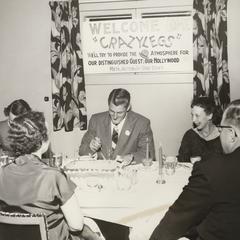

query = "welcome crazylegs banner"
[[82, 17, 192, 74]]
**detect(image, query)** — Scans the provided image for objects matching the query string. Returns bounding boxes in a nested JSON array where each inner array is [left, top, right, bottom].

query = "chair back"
[[0, 211, 48, 240]]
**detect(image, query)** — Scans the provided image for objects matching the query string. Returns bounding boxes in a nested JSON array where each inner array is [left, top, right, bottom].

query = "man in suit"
[[149, 99, 240, 240], [79, 88, 155, 164]]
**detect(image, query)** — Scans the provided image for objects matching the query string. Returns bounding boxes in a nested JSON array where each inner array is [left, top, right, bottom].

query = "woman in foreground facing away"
[[178, 97, 223, 163], [0, 111, 103, 240]]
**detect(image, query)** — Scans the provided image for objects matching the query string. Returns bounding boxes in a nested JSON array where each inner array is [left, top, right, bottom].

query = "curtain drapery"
[[193, 0, 229, 110], [49, 0, 87, 132]]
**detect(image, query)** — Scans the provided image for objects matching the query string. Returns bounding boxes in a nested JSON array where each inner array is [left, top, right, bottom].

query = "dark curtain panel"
[[49, 0, 87, 132], [193, 0, 230, 110]]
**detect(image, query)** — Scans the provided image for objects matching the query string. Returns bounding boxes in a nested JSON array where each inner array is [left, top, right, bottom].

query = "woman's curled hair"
[[8, 111, 48, 157]]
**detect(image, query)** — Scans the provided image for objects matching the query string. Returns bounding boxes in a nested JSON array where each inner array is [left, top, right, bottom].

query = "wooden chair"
[[0, 211, 48, 240]]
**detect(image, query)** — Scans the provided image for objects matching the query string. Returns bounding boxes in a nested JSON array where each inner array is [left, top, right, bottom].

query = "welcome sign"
[[82, 17, 192, 74]]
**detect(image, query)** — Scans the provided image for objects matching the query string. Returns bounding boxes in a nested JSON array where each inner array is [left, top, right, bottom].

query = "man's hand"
[[116, 154, 133, 167], [89, 137, 102, 153]]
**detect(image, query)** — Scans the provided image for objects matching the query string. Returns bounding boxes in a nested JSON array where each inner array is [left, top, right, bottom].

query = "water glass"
[[142, 158, 153, 169], [164, 156, 177, 175], [0, 155, 9, 167], [131, 169, 138, 185], [50, 154, 63, 168], [115, 168, 132, 191]]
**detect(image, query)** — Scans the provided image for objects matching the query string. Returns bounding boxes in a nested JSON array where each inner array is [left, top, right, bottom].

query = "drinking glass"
[[164, 156, 177, 175], [142, 158, 153, 169], [0, 155, 8, 167], [50, 154, 63, 168], [115, 168, 132, 191], [131, 169, 138, 185]]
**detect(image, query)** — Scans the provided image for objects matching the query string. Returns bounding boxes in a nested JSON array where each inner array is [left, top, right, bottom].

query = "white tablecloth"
[[69, 162, 192, 240]]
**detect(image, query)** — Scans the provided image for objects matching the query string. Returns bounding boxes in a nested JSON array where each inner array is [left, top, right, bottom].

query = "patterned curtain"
[[193, 0, 230, 110], [49, 0, 87, 132]]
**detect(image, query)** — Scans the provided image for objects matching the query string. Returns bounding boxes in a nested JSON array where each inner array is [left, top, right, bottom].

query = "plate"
[[86, 176, 100, 187], [79, 155, 95, 161], [64, 160, 117, 172]]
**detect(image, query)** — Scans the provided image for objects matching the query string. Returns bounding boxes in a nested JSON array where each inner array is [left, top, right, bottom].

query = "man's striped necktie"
[[112, 126, 119, 151]]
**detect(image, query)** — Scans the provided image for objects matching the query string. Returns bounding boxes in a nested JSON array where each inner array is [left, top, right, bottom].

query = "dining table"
[[64, 159, 192, 240]]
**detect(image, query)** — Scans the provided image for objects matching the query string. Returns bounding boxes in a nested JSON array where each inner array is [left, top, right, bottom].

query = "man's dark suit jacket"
[[150, 147, 240, 240], [79, 111, 155, 163]]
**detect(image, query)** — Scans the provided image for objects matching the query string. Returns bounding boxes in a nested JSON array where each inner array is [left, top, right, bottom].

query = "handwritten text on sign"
[[82, 17, 192, 74]]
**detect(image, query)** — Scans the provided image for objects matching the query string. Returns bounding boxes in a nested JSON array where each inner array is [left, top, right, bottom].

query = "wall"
[[0, 0, 239, 158], [0, 0, 53, 143], [228, 0, 240, 100]]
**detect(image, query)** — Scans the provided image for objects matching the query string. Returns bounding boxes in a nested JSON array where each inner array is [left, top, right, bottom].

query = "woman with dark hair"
[[0, 99, 31, 156], [4, 99, 31, 117], [178, 97, 223, 163], [0, 111, 103, 240]]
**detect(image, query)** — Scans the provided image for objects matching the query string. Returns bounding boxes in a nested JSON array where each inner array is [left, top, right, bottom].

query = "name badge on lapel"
[[125, 130, 131, 136]]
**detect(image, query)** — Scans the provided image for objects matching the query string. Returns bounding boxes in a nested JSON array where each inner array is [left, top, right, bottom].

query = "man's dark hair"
[[108, 88, 130, 109]]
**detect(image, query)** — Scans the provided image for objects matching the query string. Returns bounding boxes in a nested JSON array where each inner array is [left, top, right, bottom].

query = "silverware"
[[99, 149, 106, 160], [177, 163, 192, 169]]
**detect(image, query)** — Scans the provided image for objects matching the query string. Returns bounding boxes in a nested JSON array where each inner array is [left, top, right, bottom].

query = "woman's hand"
[[82, 217, 105, 240], [80, 224, 105, 240]]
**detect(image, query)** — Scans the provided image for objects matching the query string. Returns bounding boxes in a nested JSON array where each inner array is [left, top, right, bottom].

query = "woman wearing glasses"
[[178, 97, 223, 163]]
